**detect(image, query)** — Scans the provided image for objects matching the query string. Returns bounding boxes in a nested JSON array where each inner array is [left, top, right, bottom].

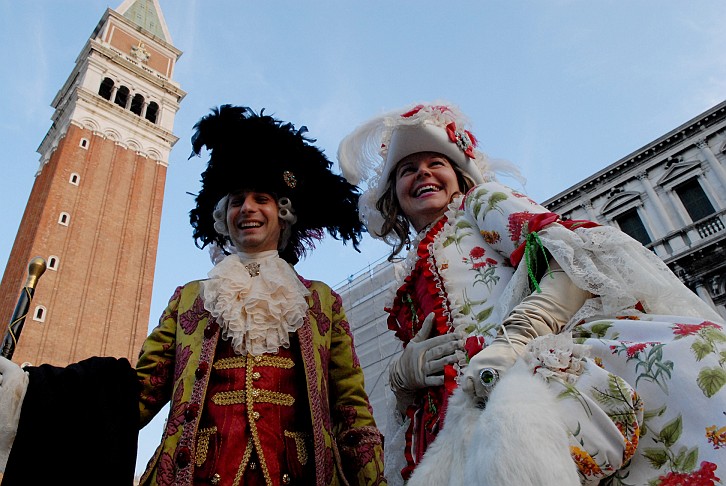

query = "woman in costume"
[[338, 102, 726, 485]]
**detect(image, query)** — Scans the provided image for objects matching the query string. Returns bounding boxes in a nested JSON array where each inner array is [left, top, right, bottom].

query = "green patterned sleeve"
[[136, 285, 181, 427], [326, 287, 387, 485]]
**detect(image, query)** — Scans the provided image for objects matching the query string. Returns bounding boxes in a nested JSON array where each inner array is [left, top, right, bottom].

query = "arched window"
[[130, 93, 145, 116], [58, 212, 70, 226], [145, 102, 159, 124], [33, 305, 47, 322], [69, 173, 80, 185], [98, 77, 114, 100], [114, 86, 130, 109], [79, 138, 89, 149], [48, 256, 59, 270]]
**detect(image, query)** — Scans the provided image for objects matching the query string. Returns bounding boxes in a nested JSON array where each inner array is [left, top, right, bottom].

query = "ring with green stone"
[[478, 368, 500, 389]]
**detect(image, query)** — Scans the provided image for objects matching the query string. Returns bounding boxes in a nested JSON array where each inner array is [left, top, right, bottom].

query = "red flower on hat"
[[445, 122, 477, 158]]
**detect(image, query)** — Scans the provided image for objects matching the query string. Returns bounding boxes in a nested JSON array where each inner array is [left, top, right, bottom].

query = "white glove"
[[462, 261, 590, 404], [390, 313, 462, 412], [0, 356, 29, 472]]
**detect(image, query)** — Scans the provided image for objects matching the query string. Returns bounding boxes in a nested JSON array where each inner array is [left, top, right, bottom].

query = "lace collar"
[[394, 196, 463, 289], [201, 250, 310, 356]]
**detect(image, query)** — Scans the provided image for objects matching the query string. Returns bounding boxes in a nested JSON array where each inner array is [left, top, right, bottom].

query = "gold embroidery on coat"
[[232, 437, 255, 486], [211, 388, 295, 407], [212, 389, 246, 405], [195, 426, 218, 466], [254, 389, 295, 406], [284, 430, 310, 465], [214, 355, 295, 370], [247, 355, 295, 368], [214, 353, 297, 484], [214, 356, 246, 370], [245, 368, 272, 484]]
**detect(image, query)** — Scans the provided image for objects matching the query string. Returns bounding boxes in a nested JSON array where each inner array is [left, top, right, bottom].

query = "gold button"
[[211, 473, 221, 485], [250, 461, 257, 470], [252, 371, 261, 380], [251, 389, 260, 398], [252, 411, 260, 420], [282, 473, 291, 484]]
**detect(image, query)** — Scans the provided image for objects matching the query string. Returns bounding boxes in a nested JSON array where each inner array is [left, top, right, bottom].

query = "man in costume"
[[0, 105, 386, 486]]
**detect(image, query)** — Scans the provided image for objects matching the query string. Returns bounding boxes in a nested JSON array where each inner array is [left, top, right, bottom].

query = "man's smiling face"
[[226, 190, 281, 253]]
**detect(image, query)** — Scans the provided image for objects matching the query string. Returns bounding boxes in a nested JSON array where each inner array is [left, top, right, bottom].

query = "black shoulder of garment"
[[2, 356, 140, 486]]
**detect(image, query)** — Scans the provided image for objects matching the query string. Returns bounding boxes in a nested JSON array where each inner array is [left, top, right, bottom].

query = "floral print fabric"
[[387, 181, 726, 485], [572, 314, 726, 485]]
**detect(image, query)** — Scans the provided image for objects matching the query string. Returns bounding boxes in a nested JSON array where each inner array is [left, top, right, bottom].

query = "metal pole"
[[1, 257, 47, 359]]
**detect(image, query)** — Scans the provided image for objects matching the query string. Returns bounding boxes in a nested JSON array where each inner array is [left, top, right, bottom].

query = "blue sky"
[[1, 0, 725, 475]]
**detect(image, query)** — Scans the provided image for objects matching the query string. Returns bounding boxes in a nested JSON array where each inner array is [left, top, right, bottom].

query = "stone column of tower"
[[0, 0, 185, 367]]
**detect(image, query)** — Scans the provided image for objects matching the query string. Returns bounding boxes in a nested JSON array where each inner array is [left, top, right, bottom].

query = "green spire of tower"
[[118, 0, 169, 41]]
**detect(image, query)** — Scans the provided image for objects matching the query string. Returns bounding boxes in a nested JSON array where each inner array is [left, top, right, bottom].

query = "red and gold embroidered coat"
[[136, 277, 386, 486]]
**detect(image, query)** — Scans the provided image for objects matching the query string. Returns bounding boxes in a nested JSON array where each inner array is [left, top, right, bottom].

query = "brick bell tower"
[[0, 0, 185, 366]]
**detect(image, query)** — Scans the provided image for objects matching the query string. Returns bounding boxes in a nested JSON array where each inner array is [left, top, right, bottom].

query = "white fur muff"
[[407, 360, 579, 486]]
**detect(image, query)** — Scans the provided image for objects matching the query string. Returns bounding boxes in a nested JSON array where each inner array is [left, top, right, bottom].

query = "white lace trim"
[[389, 199, 462, 303], [200, 251, 310, 356], [434, 196, 481, 331], [495, 224, 724, 328], [522, 332, 589, 384]]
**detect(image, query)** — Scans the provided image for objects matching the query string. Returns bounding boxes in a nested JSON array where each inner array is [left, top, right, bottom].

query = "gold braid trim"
[[212, 390, 246, 406], [249, 355, 295, 368], [195, 426, 218, 467], [211, 389, 295, 406], [213, 355, 295, 370], [232, 437, 255, 486], [246, 359, 272, 485], [253, 389, 296, 406], [214, 356, 247, 370], [284, 430, 310, 466]]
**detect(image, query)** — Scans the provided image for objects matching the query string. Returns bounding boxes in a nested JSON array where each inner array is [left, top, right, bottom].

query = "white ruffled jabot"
[[201, 250, 310, 356]]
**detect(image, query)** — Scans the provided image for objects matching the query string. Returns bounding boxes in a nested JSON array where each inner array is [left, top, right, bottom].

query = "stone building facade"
[[543, 100, 726, 319]]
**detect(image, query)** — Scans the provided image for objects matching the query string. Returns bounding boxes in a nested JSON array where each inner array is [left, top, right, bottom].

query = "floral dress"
[[386, 181, 726, 486]]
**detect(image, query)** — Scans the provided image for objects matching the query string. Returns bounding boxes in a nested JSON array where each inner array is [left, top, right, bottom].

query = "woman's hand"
[[462, 260, 591, 405], [389, 313, 462, 411]]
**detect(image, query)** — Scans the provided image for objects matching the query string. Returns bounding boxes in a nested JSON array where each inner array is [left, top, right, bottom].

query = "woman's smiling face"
[[394, 152, 461, 232]]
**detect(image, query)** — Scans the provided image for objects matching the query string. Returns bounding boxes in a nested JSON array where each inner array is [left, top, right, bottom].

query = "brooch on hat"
[[283, 170, 297, 189], [445, 122, 477, 158]]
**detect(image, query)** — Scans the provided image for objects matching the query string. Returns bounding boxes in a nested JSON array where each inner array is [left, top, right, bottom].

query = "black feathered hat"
[[189, 104, 364, 264]]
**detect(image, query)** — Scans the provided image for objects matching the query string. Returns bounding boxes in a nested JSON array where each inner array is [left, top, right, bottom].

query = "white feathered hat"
[[337, 102, 492, 241]]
